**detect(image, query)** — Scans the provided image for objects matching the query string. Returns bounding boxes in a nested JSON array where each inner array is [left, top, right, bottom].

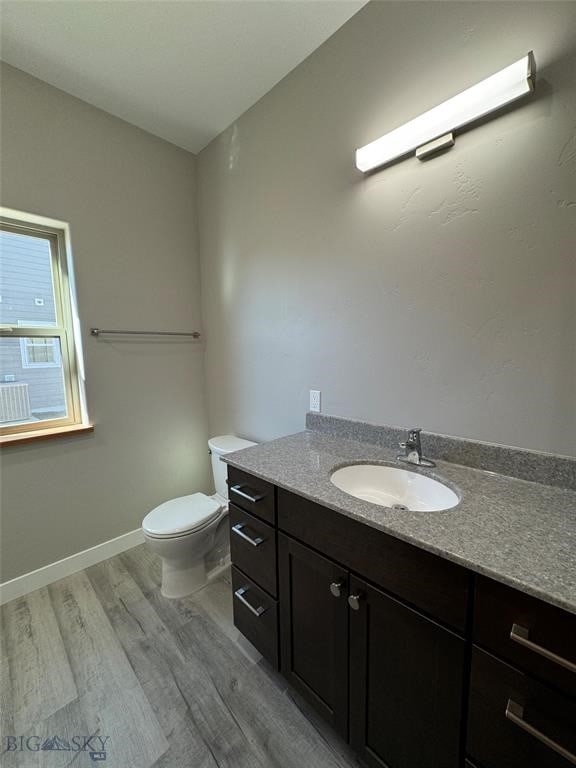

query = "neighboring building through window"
[[0, 208, 88, 436], [19, 324, 62, 368]]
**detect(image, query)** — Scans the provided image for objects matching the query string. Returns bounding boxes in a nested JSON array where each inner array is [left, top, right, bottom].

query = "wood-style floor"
[[1, 545, 362, 767]]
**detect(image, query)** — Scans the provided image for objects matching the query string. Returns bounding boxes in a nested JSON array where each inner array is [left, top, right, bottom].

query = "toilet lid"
[[142, 493, 222, 538]]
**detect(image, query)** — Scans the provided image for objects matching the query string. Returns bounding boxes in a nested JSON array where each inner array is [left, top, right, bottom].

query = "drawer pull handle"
[[230, 484, 265, 504], [234, 587, 267, 617], [510, 623, 576, 674], [231, 523, 264, 547], [505, 699, 576, 765]]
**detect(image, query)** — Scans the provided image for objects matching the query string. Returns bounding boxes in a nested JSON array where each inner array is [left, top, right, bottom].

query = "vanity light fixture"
[[355, 52, 535, 172]]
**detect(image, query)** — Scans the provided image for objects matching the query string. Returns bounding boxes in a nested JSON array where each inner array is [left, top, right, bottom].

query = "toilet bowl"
[[142, 434, 256, 598]]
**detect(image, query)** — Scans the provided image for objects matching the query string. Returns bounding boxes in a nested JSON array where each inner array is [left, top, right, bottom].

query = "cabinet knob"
[[348, 593, 364, 611], [330, 581, 344, 598]]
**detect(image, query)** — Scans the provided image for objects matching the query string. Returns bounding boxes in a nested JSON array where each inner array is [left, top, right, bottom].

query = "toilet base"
[[161, 558, 207, 599]]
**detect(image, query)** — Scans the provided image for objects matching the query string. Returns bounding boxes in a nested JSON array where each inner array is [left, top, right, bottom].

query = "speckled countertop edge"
[[223, 430, 576, 615]]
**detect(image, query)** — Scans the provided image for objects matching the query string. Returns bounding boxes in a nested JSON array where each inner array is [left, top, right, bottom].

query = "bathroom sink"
[[330, 464, 459, 512]]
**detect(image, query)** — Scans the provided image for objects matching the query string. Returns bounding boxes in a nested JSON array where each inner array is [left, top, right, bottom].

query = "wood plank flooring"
[[1, 545, 362, 768]]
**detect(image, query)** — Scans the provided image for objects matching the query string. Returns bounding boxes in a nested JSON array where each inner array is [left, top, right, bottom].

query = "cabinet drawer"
[[467, 648, 576, 768], [278, 488, 469, 632], [475, 576, 576, 698], [231, 566, 279, 669], [230, 504, 277, 597], [227, 467, 276, 524]]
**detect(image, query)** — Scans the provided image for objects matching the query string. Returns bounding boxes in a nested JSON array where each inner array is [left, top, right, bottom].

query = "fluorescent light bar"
[[356, 52, 535, 172]]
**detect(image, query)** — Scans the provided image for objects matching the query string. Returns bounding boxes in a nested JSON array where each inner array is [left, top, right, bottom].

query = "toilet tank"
[[208, 435, 257, 500]]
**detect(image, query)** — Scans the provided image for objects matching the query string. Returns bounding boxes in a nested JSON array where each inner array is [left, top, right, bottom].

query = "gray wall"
[[0, 63, 211, 582], [198, 1, 576, 457]]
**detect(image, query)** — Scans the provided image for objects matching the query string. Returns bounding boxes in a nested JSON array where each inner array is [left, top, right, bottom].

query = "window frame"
[[0, 209, 88, 437]]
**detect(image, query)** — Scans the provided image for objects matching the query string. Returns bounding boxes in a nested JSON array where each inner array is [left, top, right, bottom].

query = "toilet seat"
[[142, 493, 222, 539]]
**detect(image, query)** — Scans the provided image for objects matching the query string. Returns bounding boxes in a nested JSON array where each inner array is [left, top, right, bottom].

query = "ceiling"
[[0, 0, 367, 154]]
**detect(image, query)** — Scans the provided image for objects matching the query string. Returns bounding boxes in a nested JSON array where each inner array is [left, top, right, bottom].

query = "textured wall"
[[198, 1, 576, 456], [0, 64, 210, 582]]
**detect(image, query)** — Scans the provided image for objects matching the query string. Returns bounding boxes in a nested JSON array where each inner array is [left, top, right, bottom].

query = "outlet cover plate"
[[309, 390, 321, 413]]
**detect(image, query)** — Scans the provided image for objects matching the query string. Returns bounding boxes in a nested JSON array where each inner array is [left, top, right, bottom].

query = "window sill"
[[0, 423, 94, 446]]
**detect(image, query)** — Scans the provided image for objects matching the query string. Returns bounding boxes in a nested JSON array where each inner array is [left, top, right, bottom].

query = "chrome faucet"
[[397, 428, 436, 468]]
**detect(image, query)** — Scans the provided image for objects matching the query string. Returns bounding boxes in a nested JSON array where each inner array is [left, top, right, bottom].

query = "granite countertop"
[[224, 429, 576, 615]]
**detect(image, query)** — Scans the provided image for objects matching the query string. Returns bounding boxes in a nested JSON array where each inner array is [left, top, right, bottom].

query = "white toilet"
[[142, 434, 256, 598]]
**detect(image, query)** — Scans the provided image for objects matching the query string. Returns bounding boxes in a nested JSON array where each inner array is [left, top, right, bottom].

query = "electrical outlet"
[[309, 390, 321, 413]]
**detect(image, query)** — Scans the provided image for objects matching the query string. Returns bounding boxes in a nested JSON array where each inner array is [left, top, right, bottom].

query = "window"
[[0, 208, 89, 437], [21, 337, 61, 367], [19, 323, 61, 368]]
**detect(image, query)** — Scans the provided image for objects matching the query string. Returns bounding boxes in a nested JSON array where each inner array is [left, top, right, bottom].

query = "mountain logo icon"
[[41, 736, 71, 751]]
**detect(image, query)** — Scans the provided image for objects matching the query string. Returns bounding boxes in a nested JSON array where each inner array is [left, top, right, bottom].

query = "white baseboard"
[[0, 528, 145, 606]]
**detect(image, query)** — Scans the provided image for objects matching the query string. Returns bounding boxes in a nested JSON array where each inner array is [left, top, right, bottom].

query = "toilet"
[[142, 434, 256, 598]]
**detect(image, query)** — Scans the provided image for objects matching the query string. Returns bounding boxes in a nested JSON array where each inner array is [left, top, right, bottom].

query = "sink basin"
[[330, 464, 459, 512]]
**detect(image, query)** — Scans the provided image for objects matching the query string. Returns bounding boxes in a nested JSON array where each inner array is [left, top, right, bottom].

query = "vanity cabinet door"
[[349, 576, 466, 768], [278, 534, 349, 738]]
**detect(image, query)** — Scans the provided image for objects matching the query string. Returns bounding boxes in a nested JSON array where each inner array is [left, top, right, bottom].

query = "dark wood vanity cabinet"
[[473, 576, 576, 699], [278, 530, 466, 765], [229, 503, 277, 597], [278, 534, 349, 737], [349, 577, 466, 768], [231, 566, 279, 669], [227, 467, 576, 768], [467, 578, 576, 768], [277, 488, 469, 633], [227, 468, 279, 669], [227, 466, 276, 524], [467, 647, 576, 768]]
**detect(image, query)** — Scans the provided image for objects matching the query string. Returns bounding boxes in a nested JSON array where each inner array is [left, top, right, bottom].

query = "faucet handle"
[[398, 427, 435, 467], [399, 427, 420, 449]]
